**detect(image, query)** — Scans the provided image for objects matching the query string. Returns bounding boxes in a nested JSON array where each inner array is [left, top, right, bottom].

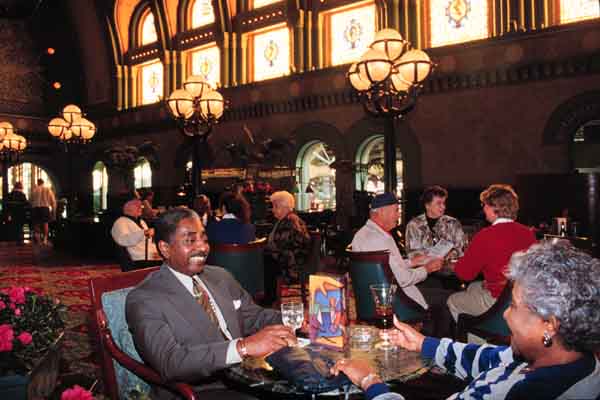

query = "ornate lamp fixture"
[[47, 104, 97, 144], [166, 75, 227, 197], [0, 121, 27, 163], [166, 75, 226, 138], [347, 28, 434, 192]]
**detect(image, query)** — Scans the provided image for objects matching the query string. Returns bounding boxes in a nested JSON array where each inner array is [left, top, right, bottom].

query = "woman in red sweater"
[[447, 184, 536, 321]]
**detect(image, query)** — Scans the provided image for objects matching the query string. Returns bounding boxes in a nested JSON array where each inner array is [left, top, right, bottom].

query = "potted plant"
[[0, 286, 66, 399]]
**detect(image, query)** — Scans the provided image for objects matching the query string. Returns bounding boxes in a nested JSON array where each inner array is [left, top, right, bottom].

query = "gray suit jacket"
[[125, 264, 281, 398]]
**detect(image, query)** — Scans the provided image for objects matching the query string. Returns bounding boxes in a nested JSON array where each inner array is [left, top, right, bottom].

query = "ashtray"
[[349, 325, 376, 348]]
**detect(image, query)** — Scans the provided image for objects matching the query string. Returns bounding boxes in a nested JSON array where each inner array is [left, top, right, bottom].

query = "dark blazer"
[[125, 264, 280, 399], [206, 218, 256, 244]]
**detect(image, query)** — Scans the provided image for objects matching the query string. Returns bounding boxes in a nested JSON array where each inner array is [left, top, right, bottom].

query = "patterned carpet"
[[0, 242, 120, 398]]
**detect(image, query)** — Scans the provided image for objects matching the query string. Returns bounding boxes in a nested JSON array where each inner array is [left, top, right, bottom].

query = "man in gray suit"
[[126, 207, 296, 399]]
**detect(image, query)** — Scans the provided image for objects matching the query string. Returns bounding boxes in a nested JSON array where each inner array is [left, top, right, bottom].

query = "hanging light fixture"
[[47, 104, 96, 144], [0, 121, 27, 163]]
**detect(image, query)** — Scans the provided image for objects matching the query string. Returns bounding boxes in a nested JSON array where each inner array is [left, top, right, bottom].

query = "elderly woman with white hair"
[[330, 241, 600, 400], [264, 191, 311, 303]]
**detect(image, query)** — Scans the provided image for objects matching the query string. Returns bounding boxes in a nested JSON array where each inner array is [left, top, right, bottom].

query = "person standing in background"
[[5, 181, 29, 245], [30, 178, 56, 245]]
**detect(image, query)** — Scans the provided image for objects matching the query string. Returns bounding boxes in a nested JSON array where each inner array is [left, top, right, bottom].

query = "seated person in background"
[[448, 184, 536, 321], [331, 241, 600, 400], [126, 207, 295, 400], [193, 194, 218, 227], [140, 189, 158, 221], [264, 191, 311, 303], [351, 193, 454, 338], [405, 185, 465, 260], [206, 191, 256, 244], [111, 198, 161, 270]]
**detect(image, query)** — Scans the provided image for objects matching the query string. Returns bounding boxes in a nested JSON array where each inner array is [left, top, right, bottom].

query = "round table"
[[225, 342, 431, 399]]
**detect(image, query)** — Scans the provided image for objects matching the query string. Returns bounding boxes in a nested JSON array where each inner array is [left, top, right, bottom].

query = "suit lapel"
[[201, 268, 242, 338]]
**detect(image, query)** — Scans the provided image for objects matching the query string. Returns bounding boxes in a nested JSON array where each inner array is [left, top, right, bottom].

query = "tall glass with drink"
[[369, 283, 397, 350], [281, 300, 304, 337]]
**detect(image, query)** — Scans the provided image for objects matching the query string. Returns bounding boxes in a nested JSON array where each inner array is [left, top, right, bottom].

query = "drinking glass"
[[370, 284, 397, 350], [281, 300, 304, 333]]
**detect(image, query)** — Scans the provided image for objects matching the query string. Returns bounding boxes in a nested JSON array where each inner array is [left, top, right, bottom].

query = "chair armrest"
[[97, 310, 199, 400]]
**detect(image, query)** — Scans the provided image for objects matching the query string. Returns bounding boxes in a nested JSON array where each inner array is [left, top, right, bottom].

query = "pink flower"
[[61, 385, 94, 400], [0, 324, 14, 352], [14, 308, 21, 316], [7, 287, 26, 305], [0, 301, 5, 310], [17, 332, 32, 345]]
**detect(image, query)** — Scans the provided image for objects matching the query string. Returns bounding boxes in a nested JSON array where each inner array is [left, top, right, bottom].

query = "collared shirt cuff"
[[226, 338, 243, 365], [421, 336, 440, 359], [365, 383, 389, 400]]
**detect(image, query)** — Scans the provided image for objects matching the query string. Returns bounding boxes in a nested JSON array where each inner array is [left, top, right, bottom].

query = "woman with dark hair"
[[206, 191, 255, 244], [331, 241, 600, 400], [405, 185, 465, 259]]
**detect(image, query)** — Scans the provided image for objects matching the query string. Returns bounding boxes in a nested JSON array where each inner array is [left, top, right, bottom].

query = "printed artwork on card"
[[308, 274, 346, 349]]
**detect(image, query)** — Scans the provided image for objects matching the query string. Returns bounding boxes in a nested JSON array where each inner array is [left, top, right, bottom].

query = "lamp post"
[[0, 121, 27, 203], [47, 104, 97, 216], [166, 75, 226, 199], [348, 29, 433, 194]]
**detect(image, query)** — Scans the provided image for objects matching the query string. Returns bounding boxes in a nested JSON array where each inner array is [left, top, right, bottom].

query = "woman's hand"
[[387, 316, 426, 353], [330, 359, 382, 390]]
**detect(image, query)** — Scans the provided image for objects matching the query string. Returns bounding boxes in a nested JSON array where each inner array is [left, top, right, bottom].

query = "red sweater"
[[454, 222, 536, 298]]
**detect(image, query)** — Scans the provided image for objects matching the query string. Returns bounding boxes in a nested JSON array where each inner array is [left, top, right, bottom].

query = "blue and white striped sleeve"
[[421, 337, 514, 381]]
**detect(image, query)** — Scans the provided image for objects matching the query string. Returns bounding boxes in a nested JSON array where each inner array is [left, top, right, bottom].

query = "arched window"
[[558, 0, 600, 24], [191, 0, 215, 28], [248, 24, 290, 82], [322, 1, 376, 67], [6, 163, 54, 201], [134, 158, 152, 189], [425, 0, 492, 48], [355, 135, 404, 219], [295, 141, 336, 212], [140, 9, 158, 45], [572, 120, 600, 172], [92, 161, 109, 212]]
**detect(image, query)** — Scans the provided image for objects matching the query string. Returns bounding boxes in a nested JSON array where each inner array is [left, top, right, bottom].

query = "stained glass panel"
[[140, 60, 164, 105], [141, 11, 157, 45], [329, 3, 376, 66], [252, 26, 290, 82], [191, 0, 215, 28], [252, 0, 280, 9], [191, 44, 220, 87], [560, 0, 600, 24], [429, 0, 489, 47]]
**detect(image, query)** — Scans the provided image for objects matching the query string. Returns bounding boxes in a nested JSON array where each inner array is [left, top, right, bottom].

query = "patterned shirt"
[[370, 338, 600, 400], [405, 214, 466, 257]]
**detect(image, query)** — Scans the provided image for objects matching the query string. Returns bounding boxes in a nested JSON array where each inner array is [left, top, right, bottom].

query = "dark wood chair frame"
[[89, 267, 198, 400], [456, 282, 513, 345], [347, 250, 430, 325]]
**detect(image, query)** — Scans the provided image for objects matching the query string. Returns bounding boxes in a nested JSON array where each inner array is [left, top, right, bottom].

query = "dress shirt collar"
[[492, 217, 513, 225], [367, 219, 392, 236], [167, 265, 195, 296], [222, 213, 237, 220]]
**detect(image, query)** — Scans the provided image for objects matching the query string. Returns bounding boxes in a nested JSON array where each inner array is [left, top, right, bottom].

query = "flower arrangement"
[[0, 286, 66, 376], [61, 385, 94, 400]]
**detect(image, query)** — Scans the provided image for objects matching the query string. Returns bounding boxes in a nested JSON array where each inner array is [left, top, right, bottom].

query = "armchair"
[[206, 238, 266, 300], [456, 282, 512, 345], [89, 267, 198, 399], [347, 249, 428, 324]]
